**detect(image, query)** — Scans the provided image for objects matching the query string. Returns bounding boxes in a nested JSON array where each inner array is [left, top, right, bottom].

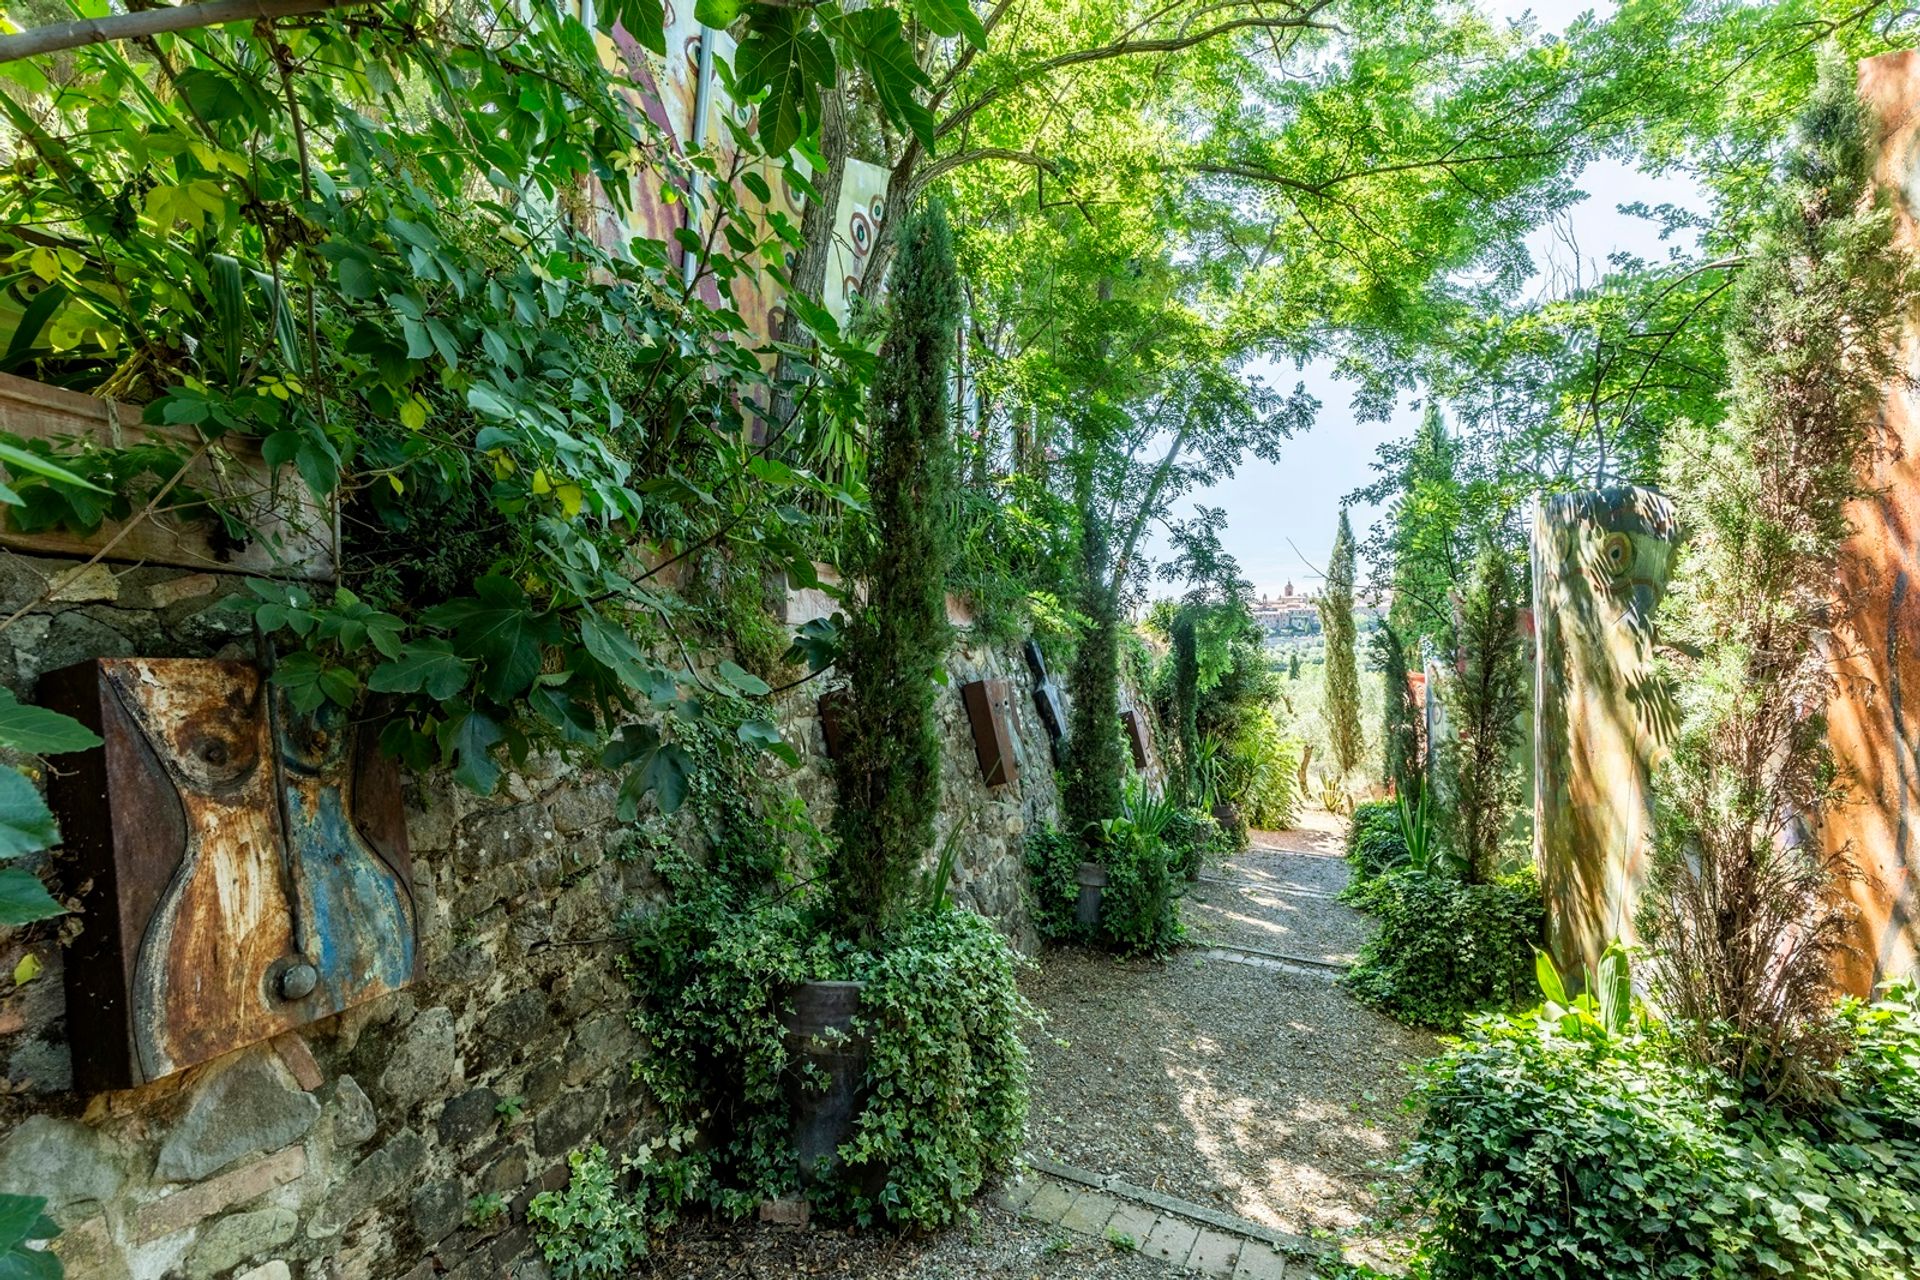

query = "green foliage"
[[621, 725, 1030, 1233], [0, 7, 861, 812], [1396, 981, 1920, 1280], [830, 202, 961, 941], [1319, 510, 1363, 780], [1060, 516, 1127, 844], [1372, 621, 1422, 801], [1169, 609, 1200, 801], [1227, 715, 1303, 831], [1436, 539, 1527, 885], [1343, 868, 1543, 1031], [0, 1193, 60, 1280], [0, 694, 96, 928], [1162, 807, 1228, 882], [1343, 800, 1407, 887], [1646, 50, 1919, 1086], [527, 1146, 650, 1279], [1027, 797, 1185, 958]]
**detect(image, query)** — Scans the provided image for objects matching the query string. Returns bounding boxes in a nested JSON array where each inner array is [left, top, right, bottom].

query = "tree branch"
[[0, 0, 379, 64]]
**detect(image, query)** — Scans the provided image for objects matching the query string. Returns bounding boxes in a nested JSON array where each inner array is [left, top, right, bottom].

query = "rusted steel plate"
[[41, 658, 414, 1091], [960, 678, 1019, 787], [0, 371, 333, 580], [818, 689, 851, 761], [1021, 640, 1066, 749]]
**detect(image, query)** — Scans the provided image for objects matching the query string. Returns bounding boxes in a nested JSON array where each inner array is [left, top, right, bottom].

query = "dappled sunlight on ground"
[[1022, 824, 1434, 1241]]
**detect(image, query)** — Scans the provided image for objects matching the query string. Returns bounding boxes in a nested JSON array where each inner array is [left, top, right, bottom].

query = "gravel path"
[[1022, 818, 1435, 1243], [646, 813, 1424, 1272]]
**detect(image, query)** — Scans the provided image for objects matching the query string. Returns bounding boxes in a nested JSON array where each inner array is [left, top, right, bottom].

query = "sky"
[[1143, 2, 1710, 602]]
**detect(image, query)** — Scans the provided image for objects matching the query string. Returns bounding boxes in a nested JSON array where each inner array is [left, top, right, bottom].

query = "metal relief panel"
[[43, 659, 416, 1091], [960, 679, 1018, 788]]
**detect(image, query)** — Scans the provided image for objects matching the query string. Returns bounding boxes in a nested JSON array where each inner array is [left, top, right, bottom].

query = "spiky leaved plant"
[[1644, 51, 1915, 1089], [1320, 508, 1364, 780], [830, 201, 960, 942]]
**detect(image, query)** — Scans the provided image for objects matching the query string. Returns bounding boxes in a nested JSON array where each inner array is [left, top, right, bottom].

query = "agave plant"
[[1533, 940, 1637, 1041]]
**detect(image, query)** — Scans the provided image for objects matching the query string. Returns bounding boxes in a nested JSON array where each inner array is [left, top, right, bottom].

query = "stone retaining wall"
[[0, 553, 1060, 1279]]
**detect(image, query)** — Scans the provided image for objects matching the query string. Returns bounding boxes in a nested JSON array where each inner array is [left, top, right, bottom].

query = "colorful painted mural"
[[1531, 486, 1679, 980], [1822, 51, 1920, 995], [590, 14, 891, 337]]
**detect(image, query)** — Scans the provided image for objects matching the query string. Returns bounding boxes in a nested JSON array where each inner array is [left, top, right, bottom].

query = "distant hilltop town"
[[1252, 581, 1323, 636]]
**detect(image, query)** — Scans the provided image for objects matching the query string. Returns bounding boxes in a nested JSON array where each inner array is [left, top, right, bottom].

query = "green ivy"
[[1395, 983, 1920, 1280], [1342, 800, 1407, 891], [1343, 868, 1542, 1030], [527, 1146, 651, 1280]]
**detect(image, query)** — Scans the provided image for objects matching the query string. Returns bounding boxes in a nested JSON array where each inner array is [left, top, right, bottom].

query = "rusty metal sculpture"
[[40, 659, 416, 1092], [960, 678, 1019, 787]]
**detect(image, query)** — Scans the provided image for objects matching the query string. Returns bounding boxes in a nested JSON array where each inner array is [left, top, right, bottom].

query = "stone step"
[[1198, 943, 1352, 978], [997, 1155, 1332, 1279], [1195, 873, 1340, 900]]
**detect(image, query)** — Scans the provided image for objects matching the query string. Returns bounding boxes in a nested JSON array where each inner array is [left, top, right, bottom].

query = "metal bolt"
[[279, 961, 318, 1001]]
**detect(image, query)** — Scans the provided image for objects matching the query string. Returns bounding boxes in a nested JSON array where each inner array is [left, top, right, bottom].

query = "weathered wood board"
[[0, 372, 333, 580]]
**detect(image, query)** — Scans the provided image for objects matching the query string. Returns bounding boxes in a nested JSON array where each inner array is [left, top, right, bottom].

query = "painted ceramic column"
[[1531, 487, 1678, 980]]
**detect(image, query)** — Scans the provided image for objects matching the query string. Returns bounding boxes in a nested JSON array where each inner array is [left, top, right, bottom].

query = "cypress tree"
[[1170, 608, 1200, 802], [830, 202, 960, 941], [1645, 52, 1916, 1080], [1438, 539, 1526, 884], [1287, 651, 1300, 680], [1320, 509, 1364, 781], [1374, 620, 1421, 800], [1061, 505, 1127, 844]]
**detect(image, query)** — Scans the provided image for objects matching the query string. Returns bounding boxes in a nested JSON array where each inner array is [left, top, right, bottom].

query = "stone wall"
[[0, 553, 1059, 1279]]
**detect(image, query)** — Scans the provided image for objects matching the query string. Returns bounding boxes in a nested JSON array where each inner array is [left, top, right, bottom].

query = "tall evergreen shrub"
[[830, 202, 960, 941], [1646, 52, 1917, 1083], [1169, 608, 1200, 801], [1438, 539, 1527, 884], [1375, 619, 1422, 799], [1061, 511, 1126, 843], [1320, 509, 1364, 780]]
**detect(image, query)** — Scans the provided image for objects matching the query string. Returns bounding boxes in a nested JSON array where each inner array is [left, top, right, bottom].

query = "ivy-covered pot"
[[783, 979, 871, 1187], [1211, 801, 1241, 830], [1074, 861, 1109, 928]]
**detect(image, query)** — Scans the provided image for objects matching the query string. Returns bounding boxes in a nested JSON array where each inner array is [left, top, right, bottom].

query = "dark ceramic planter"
[[1074, 861, 1109, 928], [1211, 802, 1241, 830], [783, 979, 870, 1187]]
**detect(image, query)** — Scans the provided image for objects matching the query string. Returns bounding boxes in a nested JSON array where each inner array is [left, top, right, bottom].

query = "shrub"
[[528, 1146, 650, 1279], [1398, 982, 1920, 1280], [1163, 806, 1227, 881], [1344, 800, 1407, 886], [1343, 868, 1542, 1029], [1027, 808, 1186, 957]]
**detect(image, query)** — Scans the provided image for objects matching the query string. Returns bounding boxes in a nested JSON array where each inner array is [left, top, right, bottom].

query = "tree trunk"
[[770, 76, 851, 439]]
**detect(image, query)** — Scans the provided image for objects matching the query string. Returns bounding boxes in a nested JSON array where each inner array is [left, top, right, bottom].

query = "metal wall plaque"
[[960, 678, 1019, 787], [40, 659, 417, 1092], [1022, 639, 1066, 765]]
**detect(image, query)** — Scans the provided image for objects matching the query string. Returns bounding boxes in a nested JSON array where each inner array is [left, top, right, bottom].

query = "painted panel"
[[40, 659, 414, 1091], [1825, 51, 1920, 993], [1531, 487, 1677, 980]]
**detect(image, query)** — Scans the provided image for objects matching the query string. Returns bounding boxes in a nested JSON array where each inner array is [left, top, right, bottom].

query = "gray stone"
[[378, 1006, 457, 1108], [481, 1150, 528, 1195], [187, 1206, 296, 1280], [481, 991, 550, 1056], [533, 1087, 605, 1158], [329, 1075, 377, 1148], [411, 1179, 465, 1245], [562, 1014, 631, 1086], [546, 779, 615, 834], [0, 1115, 124, 1212], [157, 1053, 319, 1183], [6, 1036, 71, 1092], [437, 1086, 500, 1148], [307, 1131, 428, 1239], [456, 804, 549, 870]]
